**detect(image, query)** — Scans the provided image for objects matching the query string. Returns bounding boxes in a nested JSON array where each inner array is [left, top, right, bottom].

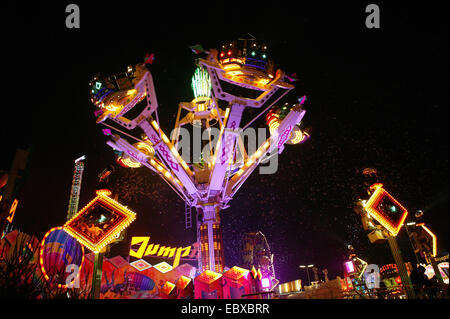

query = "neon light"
[[96, 189, 112, 196], [345, 261, 355, 273], [261, 277, 271, 288], [63, 194, 136, 253], [191, 67, 211, 98], [129, 236, 194, 268], [135, 141, 155, 157], [150, 120, 193, 176], [118, 156, 142, 168], [289, 127, 304, 144], [420, 224, 437, 257], [6, 199, 18, 223], [363, 187, 408, 236], [369, 183, 384, 191]]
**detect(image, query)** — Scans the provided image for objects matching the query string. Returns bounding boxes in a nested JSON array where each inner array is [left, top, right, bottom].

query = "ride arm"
[[225, 105, 306, 198]]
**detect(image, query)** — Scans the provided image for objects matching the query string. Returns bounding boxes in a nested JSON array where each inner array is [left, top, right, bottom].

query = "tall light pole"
[[300, 264, 314, 287], [404, 221, 420, 265]]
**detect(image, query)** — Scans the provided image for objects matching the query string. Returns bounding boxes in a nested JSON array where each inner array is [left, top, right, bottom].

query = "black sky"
[[2, 2, 448, 283]]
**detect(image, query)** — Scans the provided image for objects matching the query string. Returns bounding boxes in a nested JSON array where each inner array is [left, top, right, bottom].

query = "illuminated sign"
[[363, 186, 408, 236], [64, 193, 136, 253], [129, 236, 198, 268]]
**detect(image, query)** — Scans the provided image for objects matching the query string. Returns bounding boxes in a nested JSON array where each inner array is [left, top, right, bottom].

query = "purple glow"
[[261, 277, 271, 289]]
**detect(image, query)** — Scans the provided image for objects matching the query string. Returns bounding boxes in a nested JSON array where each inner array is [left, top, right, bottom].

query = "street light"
[[299, 264, 314, 287]]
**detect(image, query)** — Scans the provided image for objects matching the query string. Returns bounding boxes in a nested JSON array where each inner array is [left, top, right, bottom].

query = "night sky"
[[2, 2, 448, 284]]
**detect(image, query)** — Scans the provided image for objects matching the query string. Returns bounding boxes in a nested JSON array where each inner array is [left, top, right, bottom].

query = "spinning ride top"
[[88, 36, 309, 274]]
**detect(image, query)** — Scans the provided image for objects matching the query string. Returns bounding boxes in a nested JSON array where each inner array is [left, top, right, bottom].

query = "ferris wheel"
[[241, 231, 276, 285]]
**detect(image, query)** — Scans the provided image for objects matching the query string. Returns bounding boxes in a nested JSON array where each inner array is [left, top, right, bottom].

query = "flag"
[[286, 73, 298, 82], [144, 53, 155, 65], [94, 109, 103, 117], [102, 128, 112, 136], [189, 44, 206, 54], [298, 96, 307, 105]]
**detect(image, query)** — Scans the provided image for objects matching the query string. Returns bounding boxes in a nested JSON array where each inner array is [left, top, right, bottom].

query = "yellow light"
[[105, 103, 120, 112], [6, 199, 18, 223], [164, 171, 171, 178], [63, 194, 136, 253], [161, 133, 170, 144], [289, 128, 304, 144], [120, 156, 142, 168], [364, 187, 408, 236], [96, 189, 112, 196], [226, 70, 244, 76], [370, 183, 384, 191], [269, 120, 280, 135], [135, 141, 155, 157], [420, 224, 437, 257], [151, 120, 159, 130]]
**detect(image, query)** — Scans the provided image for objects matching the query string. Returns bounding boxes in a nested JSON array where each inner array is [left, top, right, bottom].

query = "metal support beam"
[[91, 251, 104, 299], [387, 236, 416, 299]]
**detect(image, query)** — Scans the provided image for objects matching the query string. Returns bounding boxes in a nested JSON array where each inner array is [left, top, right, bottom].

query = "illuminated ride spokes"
[[89, 37, 310, 274]]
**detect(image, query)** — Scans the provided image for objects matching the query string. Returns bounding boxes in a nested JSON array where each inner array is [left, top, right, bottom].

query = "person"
[[409, 264, 432, 298], [426, 275, 439, 299]]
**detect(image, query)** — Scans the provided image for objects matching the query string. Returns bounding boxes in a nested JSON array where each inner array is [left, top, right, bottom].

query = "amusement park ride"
[[88, 36, 310, 281]]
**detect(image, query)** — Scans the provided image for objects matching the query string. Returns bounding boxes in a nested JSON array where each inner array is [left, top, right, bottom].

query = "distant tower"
[[66, 156, 85, 221], [312, 267, 320, 283], [322, 268, 329, 282]]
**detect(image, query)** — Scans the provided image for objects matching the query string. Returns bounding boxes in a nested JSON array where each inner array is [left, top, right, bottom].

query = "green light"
[[262, 54, 266, 59], [191, 67, 211, 98], [251, 51, 256, 56], [95, 82, 102, 90], [390, 206, 397, 212]]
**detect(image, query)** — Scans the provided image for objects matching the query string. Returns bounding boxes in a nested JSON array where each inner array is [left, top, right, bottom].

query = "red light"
[[220, 52, 224, 58], [395, 276, 401, 284], [227, 50, 232, 56]]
